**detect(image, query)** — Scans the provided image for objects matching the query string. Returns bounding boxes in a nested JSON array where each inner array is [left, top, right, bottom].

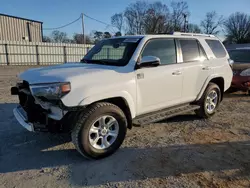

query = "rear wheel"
[[195, 83, 221, 118], [71, 102, 127, 159]]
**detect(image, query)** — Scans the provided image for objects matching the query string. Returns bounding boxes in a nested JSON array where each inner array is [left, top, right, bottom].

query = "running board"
[[133, 104, 200, 125]]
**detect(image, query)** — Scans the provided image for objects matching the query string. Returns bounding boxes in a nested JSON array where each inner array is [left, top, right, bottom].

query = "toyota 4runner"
[[11, 32, 233, 159]]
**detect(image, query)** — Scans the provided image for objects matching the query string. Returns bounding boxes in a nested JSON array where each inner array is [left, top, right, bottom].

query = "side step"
[[133, 104, 200, 125]]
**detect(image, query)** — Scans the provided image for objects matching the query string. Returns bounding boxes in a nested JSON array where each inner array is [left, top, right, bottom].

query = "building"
[[0, 13, 43, 42]]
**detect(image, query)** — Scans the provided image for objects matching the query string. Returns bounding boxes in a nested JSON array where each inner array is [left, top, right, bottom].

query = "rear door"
[[177, 39, 212, 103]]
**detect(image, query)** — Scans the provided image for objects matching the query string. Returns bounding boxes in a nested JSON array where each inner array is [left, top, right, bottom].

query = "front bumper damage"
[[11, 81, 68, 132], [13, 105, 34, 132]]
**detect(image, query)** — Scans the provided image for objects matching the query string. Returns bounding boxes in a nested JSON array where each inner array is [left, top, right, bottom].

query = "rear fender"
[[196, 74, 222, 101]]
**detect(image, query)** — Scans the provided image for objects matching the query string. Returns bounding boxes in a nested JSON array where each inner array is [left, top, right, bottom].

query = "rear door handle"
[[172, 70, 182, 75], [202, 66, 211, 70]]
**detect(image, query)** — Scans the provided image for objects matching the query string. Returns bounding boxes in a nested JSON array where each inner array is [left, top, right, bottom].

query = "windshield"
[[229, 50, 250, 63], [83, 37, 142, 66]]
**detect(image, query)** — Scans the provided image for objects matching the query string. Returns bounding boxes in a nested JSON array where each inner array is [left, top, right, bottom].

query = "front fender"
[[79, 91, 136, 118]]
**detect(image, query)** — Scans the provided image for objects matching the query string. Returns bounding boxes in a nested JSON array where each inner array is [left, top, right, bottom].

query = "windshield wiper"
[[80, 58, 88, 63], [81, 59, 111, 65]]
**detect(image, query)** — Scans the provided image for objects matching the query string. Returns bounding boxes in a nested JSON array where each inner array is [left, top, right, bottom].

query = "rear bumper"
[[13, 106, 34, 132], [231, 75, 250, 90]]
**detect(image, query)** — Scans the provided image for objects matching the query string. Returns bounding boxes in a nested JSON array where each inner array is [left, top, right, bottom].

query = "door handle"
[[172, 70, 182, 75], [202, 66, 211, 70]]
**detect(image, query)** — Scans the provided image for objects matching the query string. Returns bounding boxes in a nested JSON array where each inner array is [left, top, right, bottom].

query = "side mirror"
[[138, 56, 161, 68]]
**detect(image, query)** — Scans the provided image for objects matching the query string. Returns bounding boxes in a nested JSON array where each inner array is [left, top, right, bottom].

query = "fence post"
[[35, 45, 39, 65], [63, 46, 67, 63], [4, 44, 9, 65], [107, 48, 110, 59]]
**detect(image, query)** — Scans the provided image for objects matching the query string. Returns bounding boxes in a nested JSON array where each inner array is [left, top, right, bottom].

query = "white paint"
[[16, 34, 233, 124]]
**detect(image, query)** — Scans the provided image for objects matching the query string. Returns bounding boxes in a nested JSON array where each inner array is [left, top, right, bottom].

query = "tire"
[[71, 102, 127, 159], [195, 83, 221, 118]]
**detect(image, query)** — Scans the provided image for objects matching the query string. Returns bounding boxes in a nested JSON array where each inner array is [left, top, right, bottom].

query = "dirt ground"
[[0, 66, 249, 188]]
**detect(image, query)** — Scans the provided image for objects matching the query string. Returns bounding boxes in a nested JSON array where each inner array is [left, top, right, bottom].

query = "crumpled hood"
[[19, 63, 117, 84]]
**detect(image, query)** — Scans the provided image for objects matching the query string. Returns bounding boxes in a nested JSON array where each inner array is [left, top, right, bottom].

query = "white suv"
[[11, 32, 233, 159]]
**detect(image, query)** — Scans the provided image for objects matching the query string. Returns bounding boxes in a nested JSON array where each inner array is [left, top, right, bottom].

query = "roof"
[[0, 13, 43, 23], [113, 32, 218, 40]]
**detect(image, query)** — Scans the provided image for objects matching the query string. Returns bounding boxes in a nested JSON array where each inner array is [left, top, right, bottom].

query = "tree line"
[[43, 1, 250, 44]]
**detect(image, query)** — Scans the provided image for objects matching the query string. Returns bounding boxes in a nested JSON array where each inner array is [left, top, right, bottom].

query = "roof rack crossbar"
[[173, 32, 215, 38]]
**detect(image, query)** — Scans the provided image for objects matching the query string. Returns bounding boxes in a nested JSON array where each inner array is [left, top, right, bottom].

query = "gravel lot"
[[0, 66, 249, 188]]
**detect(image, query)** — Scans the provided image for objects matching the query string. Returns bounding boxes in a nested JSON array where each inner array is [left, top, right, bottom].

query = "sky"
[[1, 0, 250, 38]]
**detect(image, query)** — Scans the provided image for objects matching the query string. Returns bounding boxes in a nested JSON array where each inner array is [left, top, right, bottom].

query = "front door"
[[136, 38, 183, 115]]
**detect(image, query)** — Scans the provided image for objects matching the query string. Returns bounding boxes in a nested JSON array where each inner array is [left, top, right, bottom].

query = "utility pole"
[[81, 13, 85, 45], [183, 14, 188, 32]]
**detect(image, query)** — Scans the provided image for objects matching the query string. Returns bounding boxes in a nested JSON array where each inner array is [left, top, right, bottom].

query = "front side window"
[[205, 39, 227, 58], [83, 38, 141, 66], [179, 39, 200, 62], [141, 39, 176, 65]]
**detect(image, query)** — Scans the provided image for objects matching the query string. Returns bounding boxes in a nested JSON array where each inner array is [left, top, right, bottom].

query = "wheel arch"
[[197, 76, 225, 101], [79, 93, 135, 129]]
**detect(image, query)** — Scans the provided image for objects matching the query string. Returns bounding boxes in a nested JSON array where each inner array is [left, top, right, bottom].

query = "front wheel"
[[195, 83, 221, 118], [71, 102, 127, 159]]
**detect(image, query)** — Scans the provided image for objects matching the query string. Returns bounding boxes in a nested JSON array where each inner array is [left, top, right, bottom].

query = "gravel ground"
[[0, 66, 249, 188]]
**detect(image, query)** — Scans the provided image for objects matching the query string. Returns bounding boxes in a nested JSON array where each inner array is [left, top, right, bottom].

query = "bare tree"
[[103, 32, 112, 38], [51, 30, 71, 43], [111, 13, 124, 33], [115, 31, 122, 36], [42, 36, 52, 42], [144, 2, 171, 34], [188, 23, 201, 33], [200, 11, 223, 34], [124, 1, 148, 34], [72, 33, 92, 44], [224, 12, 250, 44], [170, 1, 189, 31]]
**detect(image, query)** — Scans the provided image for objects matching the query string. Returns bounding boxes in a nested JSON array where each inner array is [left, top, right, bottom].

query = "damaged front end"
[[11, 81, 73, 133]]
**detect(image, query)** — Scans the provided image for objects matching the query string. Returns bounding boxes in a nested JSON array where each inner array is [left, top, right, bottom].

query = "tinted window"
[[205, 39, 227, 58], [229, 50, 250, 63], [179, 39, 200, 62], [142, 39, 176, 65]]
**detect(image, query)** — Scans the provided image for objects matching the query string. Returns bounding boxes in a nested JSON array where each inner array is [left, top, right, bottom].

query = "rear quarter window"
[[205, 39, 227, 58]]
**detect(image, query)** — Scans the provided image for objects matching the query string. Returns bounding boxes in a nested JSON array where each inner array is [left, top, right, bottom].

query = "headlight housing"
[[240, 68, 250, 76], [30, 82, 71, 100]]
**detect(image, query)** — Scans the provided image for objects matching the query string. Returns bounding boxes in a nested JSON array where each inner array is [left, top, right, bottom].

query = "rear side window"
[[229, 50, 250, 63], [179, 39, 200, 62], [205, 39, 227, 58], [141, 39, 176, 65]]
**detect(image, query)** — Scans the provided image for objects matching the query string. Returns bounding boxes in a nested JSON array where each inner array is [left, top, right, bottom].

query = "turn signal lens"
[[61, 83, 71, 93]]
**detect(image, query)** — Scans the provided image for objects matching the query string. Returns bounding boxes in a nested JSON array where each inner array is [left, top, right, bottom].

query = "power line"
[[83, 13, 116, 33], [43, 15, 81, 30], [30, 13, 116, 34]]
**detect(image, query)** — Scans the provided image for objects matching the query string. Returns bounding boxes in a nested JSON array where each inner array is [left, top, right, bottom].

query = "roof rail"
[[173, 32, 215, 38]]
